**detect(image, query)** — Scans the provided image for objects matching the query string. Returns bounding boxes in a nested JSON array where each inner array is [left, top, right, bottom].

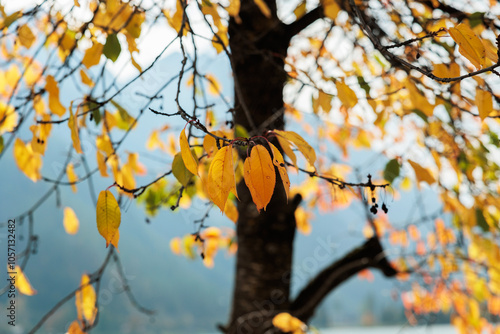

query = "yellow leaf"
[[82, 43, 103, 69], [13, 138, 42, 182], [206, 74, 221, 96], [96, 150, 108, 177], [295, 206, 311, 235], [96, 190, 121, 247], [172, 152, 193, 187], [80, 69, 94, 87], [125, 11, 145, 39], [207, 145, 237, 212], [227, 0, 241, 22], [63, 207, 80, 234], [18, 24, 36, 49], [74, 0, 80, 7], [274, 130, 316, 168], [407, 80, 435, 116], [294, 1, 307, 19], [243, 145, 276, 211], [448, 23, 485, 70], [180, 128, 199, 175], [275, 134, 297, 168], [67, 163, 78, 193], [68, 106, 83, 154], [76, 274, 97, 325], [224, 199, 239, 223], [272, 312, 305, 333], [9, 265, 37, 296], [146, 130, 165, 151], [335, 80, 358, 109], [253, 0, 271, 18], [66, 320, 85, 334], [170, 237, 182, 255], [476, 87, 493, 120], [0, 101, 18, 134], [46, 75, 66, 117], [203, 134, 219, 158], [269, 143, 290, 200], [408, 160, 435, 186], [322, 0, 340, 20], [318, 90, 332, 113]]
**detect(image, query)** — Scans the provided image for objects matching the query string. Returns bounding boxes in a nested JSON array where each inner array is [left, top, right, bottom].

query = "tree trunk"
[[226, 1, 296, 332]]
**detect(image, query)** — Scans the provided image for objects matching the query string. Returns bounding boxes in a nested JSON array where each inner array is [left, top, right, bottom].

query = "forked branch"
[[290, 236, 397, 323]]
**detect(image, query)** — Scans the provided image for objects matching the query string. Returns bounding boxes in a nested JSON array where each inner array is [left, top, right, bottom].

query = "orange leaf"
[[179, 128, 199, 175], [335, 80, 358, 109], [9, 265, 37, 295], [243, 145, 276, 211], [206, 74, 222, 96], [203, 134, 219, 158], [45, 75, 66, 116], [67, 320, 85, 334], [269, 143, 290, 200], [68, 106, 83, 154], [82, 43, 103, 69], [63, 207, 80, 234], [96, 190, 121, 247], [96, 150, 108, 177], [207, 145, 237, 212], [408, 160, 435, 186]]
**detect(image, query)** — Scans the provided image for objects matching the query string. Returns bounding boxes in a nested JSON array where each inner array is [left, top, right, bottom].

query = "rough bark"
[[226, 1, 294, 332]]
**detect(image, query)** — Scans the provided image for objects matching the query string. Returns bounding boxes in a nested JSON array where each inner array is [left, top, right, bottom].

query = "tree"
[[2, 0, 500, 333]]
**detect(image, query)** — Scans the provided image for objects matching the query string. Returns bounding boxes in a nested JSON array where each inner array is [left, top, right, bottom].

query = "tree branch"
[[290, 236, 397, 323], [285, 6, 325, 41]]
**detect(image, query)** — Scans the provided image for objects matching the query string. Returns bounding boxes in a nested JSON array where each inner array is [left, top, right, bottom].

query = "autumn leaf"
[[272, 312, 306, 333], [206, 74, 222, 96], [75, 274, 97, 325], [0, 101, 18, 134], [179, 128, 199, 175], [243, 145, 276, 211], [476, 87, 493, 120], [206, 145, 237, 212], [82, 42, 103, 69], [64, 207, 80, 235], [335, 80, 358, 109], [9, 265, 37, 296], [269, 143, 290, 200], [253, 0, 271, 18], [67, 163, 78, 193], [18, 24, 36, 49], [408, 160, 435, 186], [96, 190, 121, 247], [203, 134, 219, 158], [68, 105, 83, 154], [274, 130, 316, 168], [448, 23, 485, 70], [46, 75, 66, 116], [96, 150, 108, 177], [103, 33, 121, 62], [13, 138, 42, 182], [172, 152, 194, 187], [67, 320, 85, 334], [322, 0, 340, 20]]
